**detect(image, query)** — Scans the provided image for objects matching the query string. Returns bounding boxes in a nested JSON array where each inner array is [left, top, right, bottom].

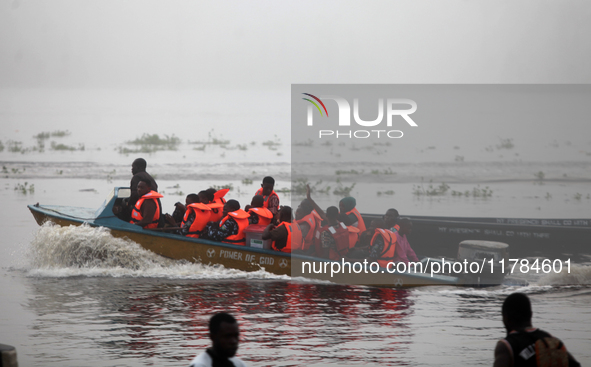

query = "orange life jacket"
[[182, 203, 212, 238], [130, 191, 163, 229], [370, 228, 397, 268], [345, 208, 366, 233], [315, 222, 350, 260], [347, 226, 360, 248], [206, 202, 224, 222], [297, 210, 322, 251], [213, 188, 229, 205], [272, 221, 303, 253], [219, 209, 250, 245], [248, 207, 273, 226], [255, 188, 280, 212]]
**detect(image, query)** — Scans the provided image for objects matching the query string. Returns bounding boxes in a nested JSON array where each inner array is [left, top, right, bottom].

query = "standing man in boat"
[[189, 312, 247, 367], [129, 158, 158, 209], [393, 218, 419, 264], [493, 293, 580, 367], [130, 180, 163, 229], [254, 176, 280, 217]]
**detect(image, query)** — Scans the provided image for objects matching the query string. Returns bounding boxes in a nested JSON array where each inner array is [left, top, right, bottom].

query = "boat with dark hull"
[[28, 187, 519, 287], [361, 214, 591, 260]]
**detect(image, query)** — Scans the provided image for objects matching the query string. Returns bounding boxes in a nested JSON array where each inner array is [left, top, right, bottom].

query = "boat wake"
[[26, 222, 290, 280]]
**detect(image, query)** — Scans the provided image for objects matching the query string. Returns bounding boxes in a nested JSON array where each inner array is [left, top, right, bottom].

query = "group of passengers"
[[120, 158, 419, 267]]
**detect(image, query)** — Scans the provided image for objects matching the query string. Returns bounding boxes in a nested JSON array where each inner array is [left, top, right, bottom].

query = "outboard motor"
[[457, 240, 509, 285]]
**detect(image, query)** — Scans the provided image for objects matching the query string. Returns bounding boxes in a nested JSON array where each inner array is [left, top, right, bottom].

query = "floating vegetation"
[[294, 139, 314, 147], [534, 171, 545, 182], [262, 135, 282, 150], [545, 192, 552, 200], [191, 130, 230, 146], [7, 140, 24, 153], [574, 193, 582, 201], [412, 181, 450, 196], [455, 155, 464, 162], [451, 185, 493, 198], [333, 179, 356, 197], [211, 183, 234, 191], [51, 142, 84, 151], [127, 134, 180, 149], [496, 138, 514, 150], [34, 130, 71, 141], [377, 190, 395, 196], [14, 182, 34, 194], [241, 178, 253, 185], [371, 168, 394, 175], [336, 169, 362, 175], [292, 178, 329, 196], [118, 134, 180, 154], [193, 145, 206, 151], [275, 187, 291, 194], [0, 141, 4, 152]]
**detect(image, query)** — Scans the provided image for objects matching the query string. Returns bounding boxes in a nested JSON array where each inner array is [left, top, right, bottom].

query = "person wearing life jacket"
[[367, 219, 397, 268], [339, 197, 366, 234], [203, 188, 229, 222], [262, 206, 303, 253], [294, 199, 322, 255], [245, 195, 274, 226], [164, 193, 200, 227], [315, 206, 351, 260], [383, 208, 400, 233], [254, 176, 280, 216], [180, 202, 212, 238], [494, 293, 580, 367], [393, 218, 419, 264], [130, 180, 163, 229], [202, 200, 249, 245]]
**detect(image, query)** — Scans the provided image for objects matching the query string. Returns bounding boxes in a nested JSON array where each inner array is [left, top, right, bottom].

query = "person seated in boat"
[[164, 193, 200, 227], [303, 184, 359, 250], [180, 201, 212, 238], [294, 199, 322, 255], [315, 206, 351, 260], [393, 218, 419, 264], [383, 208, 400, 233], [366, 219, 398, 267], [206, 188, 229, 222], [245, 195, 274, 226], [198, 190, 213, 205], [339, 197, 366, 235], [202, 200, 250, 245], [254, 176, 280, 216], [130, 180, 163, 229], [262, 206, 302, 253]]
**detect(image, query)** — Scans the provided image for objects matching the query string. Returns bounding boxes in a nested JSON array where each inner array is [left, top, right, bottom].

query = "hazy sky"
[[1, 0, 591, 88]]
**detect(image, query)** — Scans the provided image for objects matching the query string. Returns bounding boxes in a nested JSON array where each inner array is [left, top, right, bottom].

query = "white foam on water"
[[26, 221, 290, 280], [536, 264, 591, 286]]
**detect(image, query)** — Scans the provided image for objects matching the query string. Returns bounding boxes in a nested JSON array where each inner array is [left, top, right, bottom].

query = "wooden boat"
[[28, 187, 513, 287]]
